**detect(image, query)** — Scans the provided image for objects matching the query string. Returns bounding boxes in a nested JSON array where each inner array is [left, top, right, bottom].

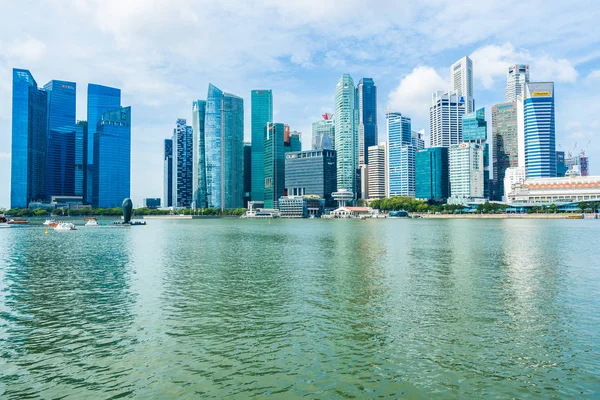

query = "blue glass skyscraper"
[[87, 84, 121, 203], [92, 106, 131, 208], [251, 90, 273, 202], [164, 139, 173, 207], [204, 84, 244, 209], [415, 147, 449, 201], [11, 69, 48, 208], [172, 118, 193, 208], [192, 100, 207, 208], [264, 122, 285, 209], [44, 80, 77, 200], [357, 78, 377, 165], [387, 111, 415, 197], [523, 82, 556, 178]]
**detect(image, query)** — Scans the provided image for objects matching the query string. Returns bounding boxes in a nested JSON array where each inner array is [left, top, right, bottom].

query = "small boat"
[[85, 218, 99, 227], [7, 218, 30, 225], [567, 214, 584, 219], [43, 219, 59, 226], [54, 222, 77, 231]]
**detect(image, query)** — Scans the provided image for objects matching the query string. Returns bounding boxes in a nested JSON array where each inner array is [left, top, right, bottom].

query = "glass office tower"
[[87, 84, 121, 203], [92, 107, 131, 208], [523, 82, 556, 178], [44, 80, 77, 200], [251, 90, 273, 202], [11, 69, 48, 208], [164, 139, 173, 207], [192, 100, 207, 208], [357, 78, 377, 165], [264, 122, 285, 209], [172, 119, 193, 208], [285, 149, 337, 207], [334, 74, 357, 195], [415, 147, 449, 201]]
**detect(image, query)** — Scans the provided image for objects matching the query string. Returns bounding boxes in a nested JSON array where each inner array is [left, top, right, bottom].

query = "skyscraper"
[[450, 56, 474, 113], [264, 122, 285, 209], [192, 100, 207, 207], [204, 84, 244, 209], [251, 90, 273, 202], [367, 143, 387, 200], [243, 142, 252, 208], [163, 139, 173, 207], [92, 106, 131, 208], [357, 78, 377, 165], [10, 69, 48, 208], [387, 111, 415, 197], [44, 80, 77, 200], [312, 114, 335, 150], [523, 82, 556, 178], [285, 149, 337, 207], [334, 74, 357, 196], [462, 107, 490, 198], [430, 90, 466, 147], [492, 102, 519, 200], [411, 130, 425, 150], [87, 84, 121, 203], [74, 121, 87, 197], [172, 118, 193, 208], [449, 143, 484, 201], [505, 64, 529, 102], [415, 147, 449, 201], [556, 151, 568, 177]]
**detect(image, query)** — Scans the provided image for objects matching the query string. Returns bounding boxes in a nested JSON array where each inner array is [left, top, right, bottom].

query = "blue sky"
[[1, 0, 599, 208]]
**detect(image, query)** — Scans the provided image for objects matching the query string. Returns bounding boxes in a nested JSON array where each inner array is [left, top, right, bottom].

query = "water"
[[1, 219, 599, 398]]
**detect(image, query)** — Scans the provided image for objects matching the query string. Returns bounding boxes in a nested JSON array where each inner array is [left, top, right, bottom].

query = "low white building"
[[503, 167, 527, 202], [506, 176, 600, 204]]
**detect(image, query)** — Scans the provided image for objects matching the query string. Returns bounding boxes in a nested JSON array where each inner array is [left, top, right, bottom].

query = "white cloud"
[[388, 66, 449, 120], [533, 56, 578, 83], [586, 70, 600, 81], [5, 36, 47, 63]]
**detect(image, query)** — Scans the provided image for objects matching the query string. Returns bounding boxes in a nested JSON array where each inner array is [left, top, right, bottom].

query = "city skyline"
[[1, 1, 599, 208]]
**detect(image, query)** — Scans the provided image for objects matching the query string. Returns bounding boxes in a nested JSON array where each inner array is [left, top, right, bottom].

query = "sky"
[[1, 0, 599, 208]]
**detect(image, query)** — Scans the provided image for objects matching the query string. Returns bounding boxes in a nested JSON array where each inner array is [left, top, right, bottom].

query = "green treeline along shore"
[[3, 196, 600, 218]]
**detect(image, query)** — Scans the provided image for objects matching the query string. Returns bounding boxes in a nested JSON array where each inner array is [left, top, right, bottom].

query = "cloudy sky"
[[1, 0, 599, 208]]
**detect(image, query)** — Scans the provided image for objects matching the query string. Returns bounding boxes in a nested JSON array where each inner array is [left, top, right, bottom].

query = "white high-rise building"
[[334, 74, 357, 196], [429, 90, 466, 147], [505, 64, 529, 103], [450, 56, 474, 113], [411, 129, 425, 150], [448, 142, 484, 203], [367, 143, 387, 200]]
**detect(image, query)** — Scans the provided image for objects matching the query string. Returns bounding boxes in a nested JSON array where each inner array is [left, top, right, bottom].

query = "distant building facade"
[[312, 114, 335, 150], [143, 198, 161, 209], [251, 89, 273, 202], [416, 147, 449, 201], [285, 149, 337, 207], [448, 142, 484, 203], [430, 90, 466, 147], [172, 118, 193, 208], [505, 64, 529, 102], [367, 144, 387, 200], [163, 139, 173, 207], [334, 74, 357, 196], [523, 82, 556, 178], [387, 111, 415, 197], [492, 102, 519, 200], [356, 78, 377, 165], [264, 122, 286, 209]]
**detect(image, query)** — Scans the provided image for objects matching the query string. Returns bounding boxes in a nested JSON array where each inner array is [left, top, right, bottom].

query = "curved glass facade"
[[334, 74, 357, 195], [523, 83, 556, 178]]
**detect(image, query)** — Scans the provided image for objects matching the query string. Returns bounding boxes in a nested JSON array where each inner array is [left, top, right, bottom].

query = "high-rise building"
[[415, 147, 449, 201], [565, 152, 589, 176], [285, 149, 337, 207], [289, 131, 302, 152], [163, 139, 173, 207], [192, 100, 207, 207], [450, 56, 474, 113], [87, 84, 121, 203], [10, 69, 48, 208], [143, 198, 161, 209], [251, 90, 273, 202], [264, 122, 286, 209], [356, 78, 378, 165], [387, 111, 415, 197], [172, 118, 193, 208], [74, 121, 87, 197], [334, 74, 357, 196], [492, 102, 519, 200], [411, 130, 425, 150], [92, 106, 131, 208], [430, 90, 466, 147], [367, 144, 387, 200], [243, 142, 252, 208], [312, 114, 335, 150], [462, 107, 490, 198], [204, 84, 244, 209], [556, 151, 568, 177], [505, 64, 529, 103], [523, 82, 556, 178], [449, 143, 484, 202], [44, 80, 77, 200]]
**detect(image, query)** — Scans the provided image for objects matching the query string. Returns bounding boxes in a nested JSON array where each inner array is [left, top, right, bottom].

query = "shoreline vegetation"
[[1, 197, 598, 219]]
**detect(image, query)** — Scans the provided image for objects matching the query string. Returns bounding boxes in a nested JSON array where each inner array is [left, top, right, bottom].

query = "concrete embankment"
[[412, 213, 596, 219]]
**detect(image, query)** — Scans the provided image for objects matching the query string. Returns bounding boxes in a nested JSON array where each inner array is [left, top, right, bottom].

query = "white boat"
[[54, 222, 77, 231], [85, 219, 99, 227], [43, 219, 58, 226]]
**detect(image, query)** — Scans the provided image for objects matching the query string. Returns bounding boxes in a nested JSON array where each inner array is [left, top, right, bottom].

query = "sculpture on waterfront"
[[122, 198, 133, 224]]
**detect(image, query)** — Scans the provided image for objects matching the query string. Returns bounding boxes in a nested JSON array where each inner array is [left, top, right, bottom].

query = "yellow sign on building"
[[532, 91, 551, 97]]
